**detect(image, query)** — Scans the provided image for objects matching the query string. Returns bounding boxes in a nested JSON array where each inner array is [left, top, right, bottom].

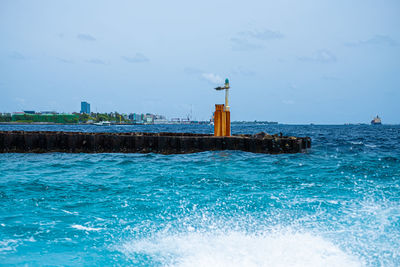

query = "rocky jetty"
[[0, 131, 311, 154]]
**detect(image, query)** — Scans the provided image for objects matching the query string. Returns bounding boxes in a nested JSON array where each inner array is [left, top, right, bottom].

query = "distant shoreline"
[[0, 122, 127, 125], [0, 122, 207, 126], [0, 122, 398, 126], [0, 122, 78, 125]]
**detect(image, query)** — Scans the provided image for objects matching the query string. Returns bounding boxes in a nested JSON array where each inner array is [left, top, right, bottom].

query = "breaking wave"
[[120, 228, 362, 267]]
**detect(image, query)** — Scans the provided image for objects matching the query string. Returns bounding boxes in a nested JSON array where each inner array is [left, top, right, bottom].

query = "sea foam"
[[71, 224, 102, 231], [121, 229, 362, 267]]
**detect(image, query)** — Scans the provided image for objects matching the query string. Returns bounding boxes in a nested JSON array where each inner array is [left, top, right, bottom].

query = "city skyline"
[[0, 0, 399, 124]]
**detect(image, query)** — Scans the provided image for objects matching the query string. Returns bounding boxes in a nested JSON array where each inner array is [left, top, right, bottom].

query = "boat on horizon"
[[371, 115, 382, 125], [93, 121, 111, 126]]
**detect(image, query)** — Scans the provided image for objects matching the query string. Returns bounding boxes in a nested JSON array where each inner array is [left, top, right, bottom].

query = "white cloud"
[[298, 50, 337, 63], [10, 51, 27, 60], [238, 29, 284, 40], [231, 28, 284, 51], [230, 66, 256, 76], [77, 33, 96, 41], [184, 68, 226, 85], [122, 53, 149, 63], [231, 37, 263, 51], [201, 73, 224, 84], [86, 58, 108, 65], [345, 35, 398, 47], [57, 58, 74, 64]]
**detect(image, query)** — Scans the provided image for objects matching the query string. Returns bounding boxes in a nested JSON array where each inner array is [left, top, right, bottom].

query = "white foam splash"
[[0, 239, 20, 252], [350, 141, 363, 145], [71, 224, 102, 231], [365, 144, 377, 148], [120, 230, 362, 267], [62, 209, 79, 215]]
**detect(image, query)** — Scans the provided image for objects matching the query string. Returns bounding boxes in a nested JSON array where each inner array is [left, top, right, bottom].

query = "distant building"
[[41, 111, 58, 115], [128, 113, 167, 124], [23, 111, 35, 114], [154, 114, 167, 124], [143, 113, 154, 124], [155, 114, 166, 120], [128, 113, 144, 124], [80, 101, 90, 114]]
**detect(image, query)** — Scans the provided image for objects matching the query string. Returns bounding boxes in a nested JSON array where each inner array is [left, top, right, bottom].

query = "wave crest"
[[120, 229, 362, 267]]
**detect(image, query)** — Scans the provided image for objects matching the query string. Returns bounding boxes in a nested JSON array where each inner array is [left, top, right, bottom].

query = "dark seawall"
[[0, 131, 311, 154]]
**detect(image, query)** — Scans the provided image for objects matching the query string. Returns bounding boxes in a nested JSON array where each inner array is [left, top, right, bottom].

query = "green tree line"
[[0, 112, 131, 123], [79, 112, 130, 123]]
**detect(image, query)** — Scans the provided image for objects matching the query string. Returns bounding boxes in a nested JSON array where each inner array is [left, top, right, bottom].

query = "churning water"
[[0, 124, 399, 266]]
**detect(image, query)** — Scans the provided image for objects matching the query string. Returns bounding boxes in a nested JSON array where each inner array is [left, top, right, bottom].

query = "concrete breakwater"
[[0, 131, 311, 154]]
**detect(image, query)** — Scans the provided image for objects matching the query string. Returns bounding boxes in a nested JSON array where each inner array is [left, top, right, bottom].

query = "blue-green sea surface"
[[0, 124, 399, 266]]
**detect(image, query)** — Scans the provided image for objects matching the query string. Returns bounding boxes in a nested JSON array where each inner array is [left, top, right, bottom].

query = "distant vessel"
[[93, 121, 111, 126], [371, 115, 382, 125]]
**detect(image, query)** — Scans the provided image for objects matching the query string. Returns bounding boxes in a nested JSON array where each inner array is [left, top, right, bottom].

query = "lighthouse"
[[213, 78, 231, 136]]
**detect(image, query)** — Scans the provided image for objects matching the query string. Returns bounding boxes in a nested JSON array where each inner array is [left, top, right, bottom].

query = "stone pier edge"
[[0, 131, 311, 154]]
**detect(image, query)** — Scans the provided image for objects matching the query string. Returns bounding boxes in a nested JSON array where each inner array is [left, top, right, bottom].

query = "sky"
[[0, 0, 399, 124]]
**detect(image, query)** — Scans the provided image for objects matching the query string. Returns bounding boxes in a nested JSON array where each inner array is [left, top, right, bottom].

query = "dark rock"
[[0, 131, 310, 154], [253, 132, 273, 139]]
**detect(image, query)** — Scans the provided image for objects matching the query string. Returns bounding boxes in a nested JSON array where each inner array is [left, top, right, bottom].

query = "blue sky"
[[0, 0, 399, 123]]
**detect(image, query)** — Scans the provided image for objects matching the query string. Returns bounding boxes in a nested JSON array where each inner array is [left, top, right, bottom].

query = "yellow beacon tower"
[[214, 78, 231, 137]]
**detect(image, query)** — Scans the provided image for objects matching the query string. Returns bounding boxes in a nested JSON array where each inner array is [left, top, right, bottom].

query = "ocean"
[[0, 124, 399, 266]]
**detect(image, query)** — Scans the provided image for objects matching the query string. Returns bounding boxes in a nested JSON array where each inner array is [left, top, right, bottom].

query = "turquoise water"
[[0, 124, 399, 266]]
